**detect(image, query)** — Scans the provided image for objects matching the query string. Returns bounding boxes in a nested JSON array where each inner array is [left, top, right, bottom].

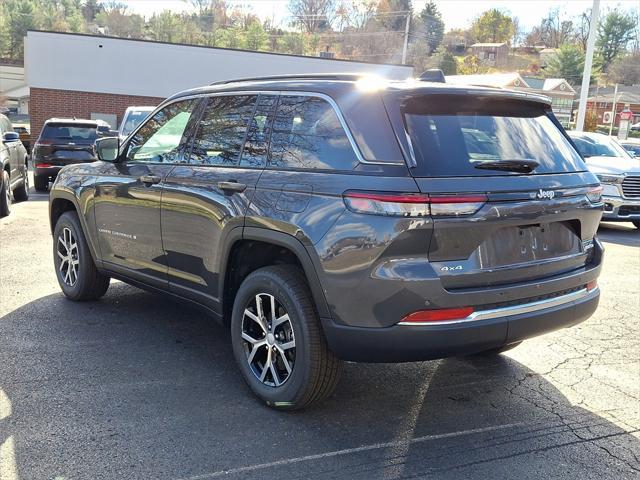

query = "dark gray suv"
[[49, 74, 604, 409]]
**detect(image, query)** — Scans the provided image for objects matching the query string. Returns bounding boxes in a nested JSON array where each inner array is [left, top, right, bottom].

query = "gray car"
[[0, 113, 29, 217], [569, 131, 640, 229], [48, 74, 604, 409]]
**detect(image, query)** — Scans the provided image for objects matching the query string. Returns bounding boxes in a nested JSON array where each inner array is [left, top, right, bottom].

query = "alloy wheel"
[[57, 227, 79, 286], [241, 293, 296, 387]]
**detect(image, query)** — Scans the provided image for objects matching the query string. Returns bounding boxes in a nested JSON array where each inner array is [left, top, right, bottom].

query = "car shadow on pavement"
[[598, 222, 640, 247], [1, 282, 639, 479]]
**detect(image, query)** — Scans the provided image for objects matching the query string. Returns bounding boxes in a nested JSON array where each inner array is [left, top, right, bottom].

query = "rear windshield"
[[403, 96, 586, 177], [41, 124, 97, 142]]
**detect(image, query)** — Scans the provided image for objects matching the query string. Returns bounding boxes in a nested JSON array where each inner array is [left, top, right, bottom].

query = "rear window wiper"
[[472, 159, 540, 173]]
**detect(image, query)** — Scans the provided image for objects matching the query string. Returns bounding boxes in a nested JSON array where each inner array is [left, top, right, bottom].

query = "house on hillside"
[[470, 42, 508, 67], [539, 48, 558, 66]]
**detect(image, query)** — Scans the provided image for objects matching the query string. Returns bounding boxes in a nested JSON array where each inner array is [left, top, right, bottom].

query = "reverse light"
[[586, 185, 603, 203], [429, 195, 488, 216], [343, 191, 487, 217], [400, 307, 475, 323]]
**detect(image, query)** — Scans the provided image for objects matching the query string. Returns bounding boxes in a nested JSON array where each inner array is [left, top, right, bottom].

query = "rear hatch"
[[34, 122, 97, 167], [385, 90, 603, 290]]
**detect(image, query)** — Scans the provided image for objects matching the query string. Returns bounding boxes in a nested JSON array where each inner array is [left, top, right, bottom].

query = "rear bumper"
[[602, 195, 640, 221], [322, 287, 599, 362], [34, 166, 62, 179]]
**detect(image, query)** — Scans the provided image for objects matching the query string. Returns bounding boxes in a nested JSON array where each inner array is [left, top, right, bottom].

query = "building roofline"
[[26, 30, 413, 68]]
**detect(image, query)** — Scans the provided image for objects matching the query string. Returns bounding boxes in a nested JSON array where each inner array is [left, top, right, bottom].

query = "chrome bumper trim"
[[398, 287, 598, 326]]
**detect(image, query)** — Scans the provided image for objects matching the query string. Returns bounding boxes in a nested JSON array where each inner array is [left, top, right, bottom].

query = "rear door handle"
[[218, 181, 247, 193], [139, 174, 161, 185]]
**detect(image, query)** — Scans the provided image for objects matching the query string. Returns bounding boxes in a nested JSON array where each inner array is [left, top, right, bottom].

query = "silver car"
[[569, 131, 640, 229]]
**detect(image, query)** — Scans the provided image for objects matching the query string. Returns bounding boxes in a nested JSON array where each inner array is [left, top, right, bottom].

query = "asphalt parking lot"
[[1, 185, 639, 480]]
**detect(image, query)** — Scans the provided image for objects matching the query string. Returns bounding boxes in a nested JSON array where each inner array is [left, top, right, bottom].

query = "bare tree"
[[541, 7, 574, 48], [574, 10, 591, 52], [288, 0, 336, 33]]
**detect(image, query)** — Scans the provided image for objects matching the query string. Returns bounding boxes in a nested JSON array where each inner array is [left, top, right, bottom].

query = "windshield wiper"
[[473, 159, 540, 173]]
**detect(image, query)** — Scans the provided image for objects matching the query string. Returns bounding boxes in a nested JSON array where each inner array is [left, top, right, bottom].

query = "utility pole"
[[402, 12, 411, 65], [609, 83, 618, 136], [576, 0, 600, 131]]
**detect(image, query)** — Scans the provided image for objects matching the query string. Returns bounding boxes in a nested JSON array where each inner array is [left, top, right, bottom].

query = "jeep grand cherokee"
[[49, 74, 604, 409]]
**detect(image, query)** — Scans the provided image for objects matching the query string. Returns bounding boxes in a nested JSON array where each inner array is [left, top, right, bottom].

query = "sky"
[[116, 0, 639, 30]]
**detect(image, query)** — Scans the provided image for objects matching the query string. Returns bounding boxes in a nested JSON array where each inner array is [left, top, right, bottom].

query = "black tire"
[[0, 170, 11, 217], [633, 221, 640, 230], [473, 341, 523, 356], [34, 174, 48, 192], [53, 211, 110, 301], [13, 165, 29, 202], [231, 265, 341, 410]]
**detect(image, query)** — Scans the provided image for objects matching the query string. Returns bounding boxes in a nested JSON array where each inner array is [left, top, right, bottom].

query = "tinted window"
[[240, 95, 277, 168], [403, 95, 586, 177], [268, 95, 358, 171], [41, 124, 98, 143], [126, 100, 196, 163], [190, 95, 256, 166]]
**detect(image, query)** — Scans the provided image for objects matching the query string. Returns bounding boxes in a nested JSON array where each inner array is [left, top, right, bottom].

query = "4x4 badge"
[[531, 189, 555, 200]]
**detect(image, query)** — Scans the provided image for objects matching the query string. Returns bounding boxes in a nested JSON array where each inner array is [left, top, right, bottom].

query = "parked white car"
[[118, 106, 155, 139], [568, 131, 640, 229]]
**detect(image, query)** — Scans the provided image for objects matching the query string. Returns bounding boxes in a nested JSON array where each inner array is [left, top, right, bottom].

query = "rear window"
[[41, 124, 97, 142], [403, 96, 585, 177]]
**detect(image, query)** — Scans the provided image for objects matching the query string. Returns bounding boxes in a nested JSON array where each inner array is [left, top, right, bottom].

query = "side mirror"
[[2, 131, 20, 143], [95, 136, 120, 162]]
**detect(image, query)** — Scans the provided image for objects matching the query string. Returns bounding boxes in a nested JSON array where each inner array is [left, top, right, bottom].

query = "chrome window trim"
[[398, 286, 598, 326], [122, 89, 405, 167]]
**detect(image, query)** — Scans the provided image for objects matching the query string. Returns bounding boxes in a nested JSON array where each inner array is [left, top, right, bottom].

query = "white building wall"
[[25, 31, 413, 98]]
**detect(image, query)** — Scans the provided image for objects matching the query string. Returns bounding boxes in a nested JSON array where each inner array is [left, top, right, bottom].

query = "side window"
[[269, 96, 359, 171], [239, 94, 277, 168], [125, 100, 196, 163], [189, 95, 257, 166]]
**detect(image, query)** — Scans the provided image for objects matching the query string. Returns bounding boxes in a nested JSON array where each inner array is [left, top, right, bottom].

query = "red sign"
[[620, 110, 634, 121]]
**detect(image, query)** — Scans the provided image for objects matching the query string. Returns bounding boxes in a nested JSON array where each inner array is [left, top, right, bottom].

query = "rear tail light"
[[586, 185, 603, 203], [586, 280, 598, 292], [400, 307, 475, 323], [35, 163, 52, 168], [343, 191, 487, 217]]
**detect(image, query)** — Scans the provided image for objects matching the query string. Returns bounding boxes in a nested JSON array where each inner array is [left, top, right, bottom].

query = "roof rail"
[[209, 73, 368, 86]]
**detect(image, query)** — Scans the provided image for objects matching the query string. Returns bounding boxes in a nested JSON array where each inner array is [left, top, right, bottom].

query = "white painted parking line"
[[177, 422, 522, 480]]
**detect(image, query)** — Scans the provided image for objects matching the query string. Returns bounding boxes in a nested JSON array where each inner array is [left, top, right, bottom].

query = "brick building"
[[584, 87, 640, 127], [25, 31, 412, 142]]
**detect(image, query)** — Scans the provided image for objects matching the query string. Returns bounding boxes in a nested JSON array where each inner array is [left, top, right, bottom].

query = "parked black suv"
[[49, 74, 604, 409], [33, 118, 99, 191], [1, 113, 29, 217]]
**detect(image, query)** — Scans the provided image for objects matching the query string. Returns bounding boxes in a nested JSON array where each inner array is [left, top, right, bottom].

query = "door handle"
[[218, 181, 247, 193], [139, 174, 161, 185]]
